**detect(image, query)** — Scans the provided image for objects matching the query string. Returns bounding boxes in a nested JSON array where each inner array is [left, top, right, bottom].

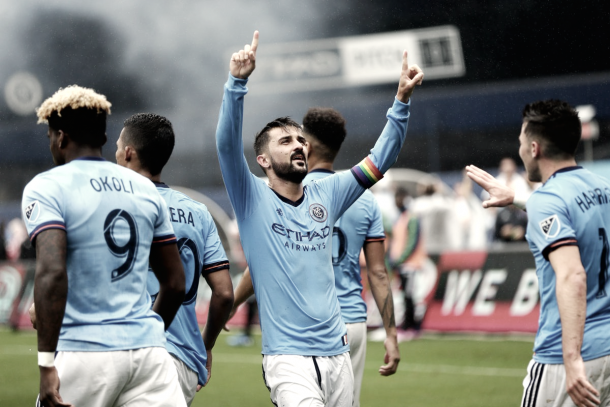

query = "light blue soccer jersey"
[[216, 74, 410, 356], [21, 157, 176, 352], [526, 166, 610, 364], [147, 183, 229, 386], [304, 170, 385, 323]]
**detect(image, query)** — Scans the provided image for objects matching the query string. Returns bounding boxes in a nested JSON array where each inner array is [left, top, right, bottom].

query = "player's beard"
[[270, 152, 308, 184]]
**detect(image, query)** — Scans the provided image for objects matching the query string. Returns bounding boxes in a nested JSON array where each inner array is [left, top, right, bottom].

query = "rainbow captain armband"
[[351, 157, 384, 188]]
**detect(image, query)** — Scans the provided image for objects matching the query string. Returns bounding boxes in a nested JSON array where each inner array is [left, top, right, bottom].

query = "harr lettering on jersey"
[[169, 207, 195, 226], [90, 177, 134, 194], [575, 187, 610, 213]]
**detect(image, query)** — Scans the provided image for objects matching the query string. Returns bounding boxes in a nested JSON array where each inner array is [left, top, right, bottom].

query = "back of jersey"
[[526, 167, 610, 363], [147, 184, 229, 386], [22, 158, 176, 352]]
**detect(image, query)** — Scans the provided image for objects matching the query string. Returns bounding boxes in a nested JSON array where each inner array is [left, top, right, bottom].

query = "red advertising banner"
[[422, 248, 539, 333]]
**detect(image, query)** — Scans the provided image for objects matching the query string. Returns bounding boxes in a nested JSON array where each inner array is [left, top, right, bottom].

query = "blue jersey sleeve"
[[366, 196, 385, 242], [215, 73, 264, 221], [350, 98, 411, 188], [526, 191, 577, 260], [201, 210, 230, 274], [152, 194, 177, 246], [22, 174, 66, 242]]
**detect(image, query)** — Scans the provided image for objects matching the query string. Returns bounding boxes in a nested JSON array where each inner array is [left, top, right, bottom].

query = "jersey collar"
[[152, 181, 170, 188], [73, 156, 106, 161], [548, 165, 582, 180], [271, 186, 307, 207], [309, 169, 335, 175]]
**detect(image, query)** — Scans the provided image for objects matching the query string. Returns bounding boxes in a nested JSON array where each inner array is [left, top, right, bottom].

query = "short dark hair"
[[47, 107, 107, 148], [253, 117, 302, 156], [522, 100, 581, 159], [122, 113, 175, 176], [302, 108, 346, 162]]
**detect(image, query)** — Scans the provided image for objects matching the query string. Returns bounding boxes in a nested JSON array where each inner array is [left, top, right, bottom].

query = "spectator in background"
[[4, 218, 35, 261], [496, 157, 532, 200], [494, 206, 528, 242], [453, 171, 492, 250], [388, 188, 427, 341], [410, 182, 460, 253]]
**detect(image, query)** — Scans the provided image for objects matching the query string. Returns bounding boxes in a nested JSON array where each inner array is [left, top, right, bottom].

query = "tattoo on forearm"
[[35, 230, 68, 352], [380, 292, 396, 329]]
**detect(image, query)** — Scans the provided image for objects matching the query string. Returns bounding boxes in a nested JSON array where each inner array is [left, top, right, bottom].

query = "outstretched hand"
[[396, 50, 424, 103], [465, 165, 514, 208], [230, 31, 259, 80]]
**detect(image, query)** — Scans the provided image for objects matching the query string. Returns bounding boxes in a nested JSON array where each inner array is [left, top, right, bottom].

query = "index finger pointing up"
[[251, 30, 259, 53], [401, 50, 409, 72]]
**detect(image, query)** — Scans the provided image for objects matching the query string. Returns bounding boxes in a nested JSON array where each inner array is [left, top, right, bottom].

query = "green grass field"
[[0, 328, 534, 406]]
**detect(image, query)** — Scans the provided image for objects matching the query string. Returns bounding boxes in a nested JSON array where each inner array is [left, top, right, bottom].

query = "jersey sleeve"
[[526, 191, 577, 260], [22, 175, 66, 242], [201, 211, 230, 274], [215, 73, 264, 221], [316, 171, 366, 224], [152, 194, 177, 246], [365, 195, 385, 243], [350, 98, 411, 188]]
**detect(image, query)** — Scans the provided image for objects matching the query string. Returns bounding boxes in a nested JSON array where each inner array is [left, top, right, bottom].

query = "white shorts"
[[262, 353, 354, 407], [521, 355, 610, 407], [171, 354, 199, 406], [346, 322, 367, 407], [54, 347, 186, 407]]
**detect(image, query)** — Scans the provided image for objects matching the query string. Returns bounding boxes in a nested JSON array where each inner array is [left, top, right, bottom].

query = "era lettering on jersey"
[[575, 187, 610, 213], [25, 201, 40, 223], [169, 207, 195, 227], [309, 203, 328, 223], [90, 177, 134, 194], [539, 214, 560, 239]]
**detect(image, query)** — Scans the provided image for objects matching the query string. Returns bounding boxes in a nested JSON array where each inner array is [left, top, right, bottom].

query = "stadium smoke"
[[0, 0, 332, 153]]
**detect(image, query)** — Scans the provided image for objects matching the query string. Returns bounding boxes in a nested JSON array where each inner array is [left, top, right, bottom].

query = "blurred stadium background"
[[1, 0, 609, 405]]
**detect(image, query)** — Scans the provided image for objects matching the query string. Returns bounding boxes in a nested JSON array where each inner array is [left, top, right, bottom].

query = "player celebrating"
[[116, 113, 234, 405], [466, 100, 610, 407], [216, 31, 422, 406], [24, 86, 186, 407]]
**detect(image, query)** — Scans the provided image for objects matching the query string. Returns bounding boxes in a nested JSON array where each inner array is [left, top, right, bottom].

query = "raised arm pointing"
[[396, 50, 424, 104], [230, 31, 259, 80]]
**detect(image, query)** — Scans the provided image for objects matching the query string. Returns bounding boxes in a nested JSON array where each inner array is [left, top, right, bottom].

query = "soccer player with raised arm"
[[466, 100, 610, 407], [23, 86, 186, 407], [116, 113, 234, 405], [216, 31, 422, 406]]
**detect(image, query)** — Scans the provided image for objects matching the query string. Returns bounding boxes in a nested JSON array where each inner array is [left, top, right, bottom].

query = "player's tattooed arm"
[[363, 241, 400, 376], [34, 229, 74, 407], [150, 243, 185, 330], [35, 229, 68, 352], [549, 246, 601, 407], [201, 268, 234, 387]]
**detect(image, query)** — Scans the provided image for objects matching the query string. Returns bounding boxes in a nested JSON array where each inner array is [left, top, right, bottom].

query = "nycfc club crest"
[[539, 214, 560, 239], [25, 201, 40, 223], [309, 203, 328, 223]]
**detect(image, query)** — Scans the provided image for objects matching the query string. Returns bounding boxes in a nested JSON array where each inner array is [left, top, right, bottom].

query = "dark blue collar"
[[73, 156, 106, 161], [549, 165, 582, 180], [309, 168, 335, 175], [271, 186, 307, 207], [152, 181, 169, 188]]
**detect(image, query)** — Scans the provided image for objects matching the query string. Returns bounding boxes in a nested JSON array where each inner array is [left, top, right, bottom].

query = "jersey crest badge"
[[309, 203, 328, 223], [539, 214, 560, 239], [25, 201, 40, 223]]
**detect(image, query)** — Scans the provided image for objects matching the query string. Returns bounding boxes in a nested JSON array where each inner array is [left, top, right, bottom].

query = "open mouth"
[[291, 153, 305, 162]]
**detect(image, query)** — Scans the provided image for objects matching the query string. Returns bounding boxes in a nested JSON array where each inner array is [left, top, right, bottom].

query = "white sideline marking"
[[0, 347, 525, 377]]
